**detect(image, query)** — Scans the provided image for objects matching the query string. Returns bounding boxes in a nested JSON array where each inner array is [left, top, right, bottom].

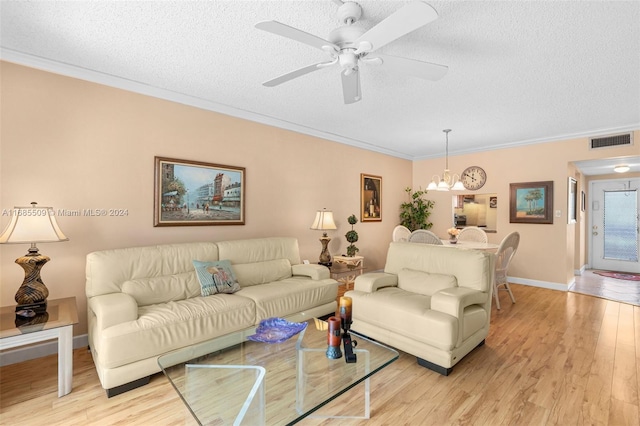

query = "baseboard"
[[574, 265, 587, 275], [0, 334, 89, 367], [508, 276, 569, 292]]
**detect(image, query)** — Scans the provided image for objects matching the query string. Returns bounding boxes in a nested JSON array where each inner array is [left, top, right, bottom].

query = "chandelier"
[[427, 129, 465, 191]]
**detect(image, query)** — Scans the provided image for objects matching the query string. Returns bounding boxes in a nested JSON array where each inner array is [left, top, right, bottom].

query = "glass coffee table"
[[158, 318, 398, 425]]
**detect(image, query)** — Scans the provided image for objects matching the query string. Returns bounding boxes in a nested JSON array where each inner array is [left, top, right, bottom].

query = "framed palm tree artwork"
[[509, 181, 554, 224]]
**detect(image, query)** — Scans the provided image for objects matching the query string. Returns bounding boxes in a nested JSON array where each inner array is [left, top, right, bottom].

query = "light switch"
[[555, 210, 562, 217]]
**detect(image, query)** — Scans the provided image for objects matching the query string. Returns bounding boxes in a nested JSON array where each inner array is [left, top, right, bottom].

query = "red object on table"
[[327, 316, 341, 346]]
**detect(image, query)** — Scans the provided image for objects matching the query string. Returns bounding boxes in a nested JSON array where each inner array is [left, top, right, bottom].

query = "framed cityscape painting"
[[509, 181, 553, 224], [361, 173, 382, 222], [154, 156, 245, 226]]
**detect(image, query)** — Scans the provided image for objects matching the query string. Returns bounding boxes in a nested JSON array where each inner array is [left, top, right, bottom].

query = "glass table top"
[[0, 297, 78, 338], [158, 318, 398, 425]]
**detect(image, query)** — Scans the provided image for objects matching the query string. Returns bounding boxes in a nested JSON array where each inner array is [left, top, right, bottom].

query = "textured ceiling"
[[1, 0, 639, 163]]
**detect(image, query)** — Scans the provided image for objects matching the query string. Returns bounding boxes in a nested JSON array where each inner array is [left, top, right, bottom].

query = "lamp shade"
[[310, 209, 337, 231], [0, 204, 68, 244]]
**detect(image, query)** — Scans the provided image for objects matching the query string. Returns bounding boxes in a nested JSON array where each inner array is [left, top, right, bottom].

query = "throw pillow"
[[193, 259, 241, 296]]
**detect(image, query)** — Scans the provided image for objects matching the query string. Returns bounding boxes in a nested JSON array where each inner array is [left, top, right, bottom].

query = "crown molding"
[[2, 49, 637, 163], [0, 48, 413, 161]]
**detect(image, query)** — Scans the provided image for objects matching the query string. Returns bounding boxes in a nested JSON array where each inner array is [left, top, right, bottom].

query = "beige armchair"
[[346, 242, 494, 375]]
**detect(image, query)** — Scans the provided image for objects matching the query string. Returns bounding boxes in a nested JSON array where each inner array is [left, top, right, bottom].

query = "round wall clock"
[[461, 166, 487, 190]]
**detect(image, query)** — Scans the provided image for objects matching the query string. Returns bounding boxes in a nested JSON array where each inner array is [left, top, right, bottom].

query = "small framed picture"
[[154, 156, 245, 227], [361, 174, 382, 222], [489, 196, 497, 208], [568, 177, 577, 224]]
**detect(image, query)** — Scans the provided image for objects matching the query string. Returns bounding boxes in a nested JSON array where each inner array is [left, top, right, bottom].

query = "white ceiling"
[[1, 1, 639, 164]]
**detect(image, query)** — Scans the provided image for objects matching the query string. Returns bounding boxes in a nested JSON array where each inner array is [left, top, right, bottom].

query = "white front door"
[[590, 178, 640, 273]]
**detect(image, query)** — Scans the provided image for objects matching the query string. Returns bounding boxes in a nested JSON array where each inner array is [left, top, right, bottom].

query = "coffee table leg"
[[297, 348, 371, 420], [58, 325, 73, 397]]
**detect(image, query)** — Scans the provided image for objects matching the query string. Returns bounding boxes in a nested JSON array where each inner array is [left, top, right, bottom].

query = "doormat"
[[593, 270, 640, 281]]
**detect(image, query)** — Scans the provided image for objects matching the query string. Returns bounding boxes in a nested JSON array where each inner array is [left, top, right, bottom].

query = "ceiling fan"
[[255, 0, 448, 104]]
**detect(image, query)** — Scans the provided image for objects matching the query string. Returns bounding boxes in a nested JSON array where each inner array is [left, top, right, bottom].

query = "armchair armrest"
[[89, 293, 138, 331], [431, 287, 489, 348], [431, 287, 488, 318], [292, 263, 329, 280], [354, 272, 398, 293]]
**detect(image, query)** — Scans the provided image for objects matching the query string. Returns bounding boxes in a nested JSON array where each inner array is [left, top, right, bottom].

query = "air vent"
[[590, 133, 633, 149]]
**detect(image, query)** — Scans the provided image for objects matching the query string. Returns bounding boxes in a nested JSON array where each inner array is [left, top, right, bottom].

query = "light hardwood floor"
[[1, 284, 639, 425]]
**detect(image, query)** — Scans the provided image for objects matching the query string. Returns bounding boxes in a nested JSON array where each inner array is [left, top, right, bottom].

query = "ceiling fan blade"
[[263, 62, 329, 87], [341, 68, 362, 104], [256, 21, 338, 52], [354, 1, 438, 54], [373, 53, 448, 81]]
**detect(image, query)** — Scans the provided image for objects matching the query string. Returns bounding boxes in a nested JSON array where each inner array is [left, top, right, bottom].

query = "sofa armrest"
[[89, 293, 138, 331], [292, 263, 329, 280], [354, 272, 398, 293]]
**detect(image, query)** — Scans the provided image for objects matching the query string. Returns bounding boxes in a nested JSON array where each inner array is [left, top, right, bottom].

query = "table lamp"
[[310, 208, 337, 266], [0, 202, 69, 313]]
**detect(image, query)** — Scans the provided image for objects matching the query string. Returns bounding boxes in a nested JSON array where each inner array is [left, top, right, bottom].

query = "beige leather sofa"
[[86, 237, 338, 397], [345, 242, 494, 375]]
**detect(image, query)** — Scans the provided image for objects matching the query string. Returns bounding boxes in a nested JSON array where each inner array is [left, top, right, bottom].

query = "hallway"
[[570, 269, 640, 306]]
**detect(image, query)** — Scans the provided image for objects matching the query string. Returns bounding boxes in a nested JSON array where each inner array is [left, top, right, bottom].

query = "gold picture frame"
[[361, 174, 382, 222], [154, 156, 245, 227]]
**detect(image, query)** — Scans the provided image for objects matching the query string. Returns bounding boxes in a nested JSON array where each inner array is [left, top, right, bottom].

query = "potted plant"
[[345, 214, 359, 256], [399, 187, 435, 231]]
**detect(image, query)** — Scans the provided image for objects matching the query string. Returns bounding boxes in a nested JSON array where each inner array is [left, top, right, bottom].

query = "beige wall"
[[413, 131, 639, 288], [2, 61, 638, 340], [0, 62, 412, 336]]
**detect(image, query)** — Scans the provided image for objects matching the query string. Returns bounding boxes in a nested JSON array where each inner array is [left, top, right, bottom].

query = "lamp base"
[[14, 252, 50, 307], [15, 301, 48, 315], [318, 236, 333, 266]]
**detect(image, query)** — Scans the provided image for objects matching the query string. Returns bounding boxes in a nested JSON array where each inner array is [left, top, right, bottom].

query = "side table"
[[329, 263, 366, 292], [332, 255, 364, 268], [0, 297, 78, 397]]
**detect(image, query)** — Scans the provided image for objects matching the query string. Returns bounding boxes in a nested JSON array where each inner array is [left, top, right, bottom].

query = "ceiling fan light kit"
[[256, 1, 448, 104]]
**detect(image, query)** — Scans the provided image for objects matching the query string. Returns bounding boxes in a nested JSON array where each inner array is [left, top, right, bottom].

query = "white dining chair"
[[494, 231, 520, 309], [408, 230, 443, 245], [392, 225, 411, 242], [457, 227, 488, 243]]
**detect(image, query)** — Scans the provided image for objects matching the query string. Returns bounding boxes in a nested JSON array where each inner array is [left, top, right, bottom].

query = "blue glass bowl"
[[247, 318, 308, 343]]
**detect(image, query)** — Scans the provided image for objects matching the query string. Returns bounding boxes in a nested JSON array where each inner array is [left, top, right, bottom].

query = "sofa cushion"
[[193, 259, 241, 296], [86, 242, 219, 297], [384, 242, 492, 292], [121, 272, 201, 306], [95, 294, 256, 369], [232, 258, 293, 287], [350, 287, 458, 350], [397, 268, 457, 296], [236, 277, 337, 321]]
